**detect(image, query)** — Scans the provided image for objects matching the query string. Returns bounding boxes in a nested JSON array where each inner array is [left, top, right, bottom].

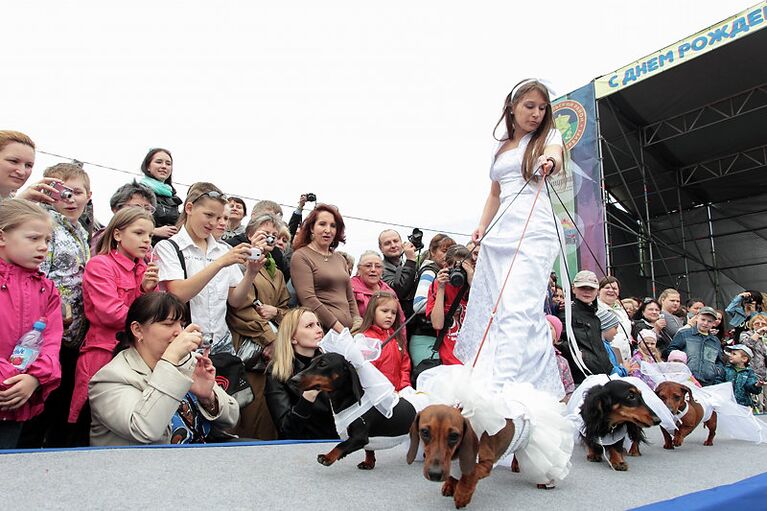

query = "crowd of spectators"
[[0, 129, 763, 450]]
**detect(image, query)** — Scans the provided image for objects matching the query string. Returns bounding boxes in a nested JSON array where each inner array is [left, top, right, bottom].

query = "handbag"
[[411, 284, 468, 387], [236, 337, 267, 373], [209, 352, 254, 408]]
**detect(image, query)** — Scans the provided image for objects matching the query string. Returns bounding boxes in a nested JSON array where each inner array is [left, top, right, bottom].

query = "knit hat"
[[597, 308, 620, 331], [546, 315, 563, 340], [636, 329, 657, 341], [725, 344, 754, 360], [667, 350, 688, 363]]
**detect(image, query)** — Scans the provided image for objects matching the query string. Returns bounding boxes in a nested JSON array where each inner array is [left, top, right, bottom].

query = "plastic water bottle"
[[9, 319, 46, 371]]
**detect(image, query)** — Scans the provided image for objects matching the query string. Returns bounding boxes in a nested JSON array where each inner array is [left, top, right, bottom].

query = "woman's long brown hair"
[[492, 79, 560, 180]]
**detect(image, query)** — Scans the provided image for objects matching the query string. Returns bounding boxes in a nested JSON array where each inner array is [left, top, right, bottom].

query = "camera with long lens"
[[305, 192, 317, 202], [408, 228, 424, 251], [448, 262, 467, 287]]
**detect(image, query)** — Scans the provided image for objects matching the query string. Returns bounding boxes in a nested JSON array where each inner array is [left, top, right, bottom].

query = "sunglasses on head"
[[191, 191, 227, 204]]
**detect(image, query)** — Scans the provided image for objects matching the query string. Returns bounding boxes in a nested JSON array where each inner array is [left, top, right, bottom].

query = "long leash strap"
[[545, 179, 593, 377], [471, 175, 547, 369]]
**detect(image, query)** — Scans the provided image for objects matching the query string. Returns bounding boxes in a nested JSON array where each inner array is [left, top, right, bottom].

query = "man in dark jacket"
[[558, 270, 614, 383], [379, 229, 418, 316]]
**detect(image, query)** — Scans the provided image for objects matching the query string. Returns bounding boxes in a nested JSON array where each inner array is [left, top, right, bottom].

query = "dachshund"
[[406, 404, 545, 509], [580, 380, 660, 471], [654, 381, 717, 449], [292, 352, 416, 470]]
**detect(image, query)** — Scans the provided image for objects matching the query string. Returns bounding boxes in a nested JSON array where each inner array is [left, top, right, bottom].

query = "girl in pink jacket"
[[0, 199, 64, 449], [68, 208, 159, 427]]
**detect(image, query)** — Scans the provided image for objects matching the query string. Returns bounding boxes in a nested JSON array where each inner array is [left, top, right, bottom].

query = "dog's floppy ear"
[[406, 412, 421, 465], [581, 384, 611, 438], [458, 418, 479, 476], [346, 362, 364, 404]]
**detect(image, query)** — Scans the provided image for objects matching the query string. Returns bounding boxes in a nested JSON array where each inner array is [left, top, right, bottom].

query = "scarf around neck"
[[264, 253, 276, 278], [140, 175, 174, 197]]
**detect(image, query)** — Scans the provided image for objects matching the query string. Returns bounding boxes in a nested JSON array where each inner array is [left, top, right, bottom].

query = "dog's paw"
[[441, 478, 456, 497], [317, 454, 334, 466], [703, 440, 714, 446], [663, 443, 674, 450], [627, 446, 641, 457], [511, 458, 520, 473], [357, 460, 375, 470], [536, 483, 556, 490], [587, 454, 602, 463], [613, 461, 628, 471]]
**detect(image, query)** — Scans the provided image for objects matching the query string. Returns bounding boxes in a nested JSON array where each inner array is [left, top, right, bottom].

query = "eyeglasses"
[[192, 191, 228, 204], [119, 203, 157, 214]]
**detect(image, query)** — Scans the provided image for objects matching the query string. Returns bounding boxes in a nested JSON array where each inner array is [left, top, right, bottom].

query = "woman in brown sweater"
[[290, 204, 361, 332]]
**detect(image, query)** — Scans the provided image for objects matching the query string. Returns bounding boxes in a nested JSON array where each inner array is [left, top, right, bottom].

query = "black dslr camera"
[[448, 262, 467, 288], [408, 228, 424, 251], [305, 193, 317, 202]]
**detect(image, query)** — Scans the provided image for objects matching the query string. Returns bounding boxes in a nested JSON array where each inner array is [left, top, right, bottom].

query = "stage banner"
[[595, 1, 767, 98], [551, 81, 606, 279]]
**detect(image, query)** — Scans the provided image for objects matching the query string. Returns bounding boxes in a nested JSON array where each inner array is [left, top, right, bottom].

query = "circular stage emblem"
[[553, 100, 587, 150]]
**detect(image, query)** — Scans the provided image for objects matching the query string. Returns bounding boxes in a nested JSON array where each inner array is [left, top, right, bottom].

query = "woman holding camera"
[[88, 293, 239, 446], [455, 79, 566, 398], [428, 245, 473, 365], [225, 212, 289, 440], [290, 204, 361, 332]]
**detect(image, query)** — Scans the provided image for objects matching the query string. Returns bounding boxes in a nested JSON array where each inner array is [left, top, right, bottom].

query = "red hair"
[[292, 203, 346, 251]]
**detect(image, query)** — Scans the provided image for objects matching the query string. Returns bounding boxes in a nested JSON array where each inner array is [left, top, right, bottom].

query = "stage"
[[2, 418, 765, 510]]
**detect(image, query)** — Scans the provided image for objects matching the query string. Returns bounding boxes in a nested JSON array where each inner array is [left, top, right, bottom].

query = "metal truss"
[[680, 143, 767, 186], [643, 83, 767, 146]]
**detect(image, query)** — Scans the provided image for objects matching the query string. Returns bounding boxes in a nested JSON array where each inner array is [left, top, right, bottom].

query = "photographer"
[[427, 245, 473, 365], [378, 229, 419, 316], [288, 193, 316, 237], [726, 290, 764, 337], [225, 212, 287, 440]]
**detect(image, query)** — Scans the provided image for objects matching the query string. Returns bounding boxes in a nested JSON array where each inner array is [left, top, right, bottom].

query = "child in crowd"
[[597, 308, 630, 377], [666, 350, 702, 387], [629, 329, 663, 388], [723, 344, 763, 408], [0, 199, 64, 449], [68, 208, 159, 432], [155, 182, 264, 355], [546, 314, 574, 401], [355, 291, 412, 391], [22, 164, 91, 448], [427, 245, 472, 365]]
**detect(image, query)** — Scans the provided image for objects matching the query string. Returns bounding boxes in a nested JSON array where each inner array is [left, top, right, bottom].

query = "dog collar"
[[674, 402, 689, 422]]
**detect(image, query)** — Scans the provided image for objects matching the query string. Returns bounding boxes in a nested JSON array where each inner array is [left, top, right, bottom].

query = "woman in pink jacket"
[[351, 251, 406, 330], [0, 199, 63, 449], [68, 208, 159, 431]]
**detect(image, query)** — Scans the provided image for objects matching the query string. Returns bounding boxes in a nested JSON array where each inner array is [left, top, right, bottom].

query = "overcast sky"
[[6, 0, 754, 260]]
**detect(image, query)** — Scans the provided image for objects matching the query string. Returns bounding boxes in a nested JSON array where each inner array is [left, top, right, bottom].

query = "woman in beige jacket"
[[89, 293, 239, 446]]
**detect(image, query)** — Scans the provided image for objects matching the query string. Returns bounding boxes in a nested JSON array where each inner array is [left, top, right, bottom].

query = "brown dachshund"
[[654, 381, 717, 449], [406, 404, 529, 509]]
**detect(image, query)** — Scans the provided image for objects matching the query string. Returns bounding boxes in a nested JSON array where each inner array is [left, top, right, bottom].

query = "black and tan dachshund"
[[292, 352, 416, 470], [580, 380, 661, 471]]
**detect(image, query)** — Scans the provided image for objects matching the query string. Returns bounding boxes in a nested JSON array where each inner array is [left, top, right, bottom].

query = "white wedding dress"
[[455, 129, 565, 399]]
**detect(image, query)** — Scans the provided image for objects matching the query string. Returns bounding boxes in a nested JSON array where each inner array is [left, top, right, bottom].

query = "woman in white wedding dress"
[[455, 79, 566, 399]]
